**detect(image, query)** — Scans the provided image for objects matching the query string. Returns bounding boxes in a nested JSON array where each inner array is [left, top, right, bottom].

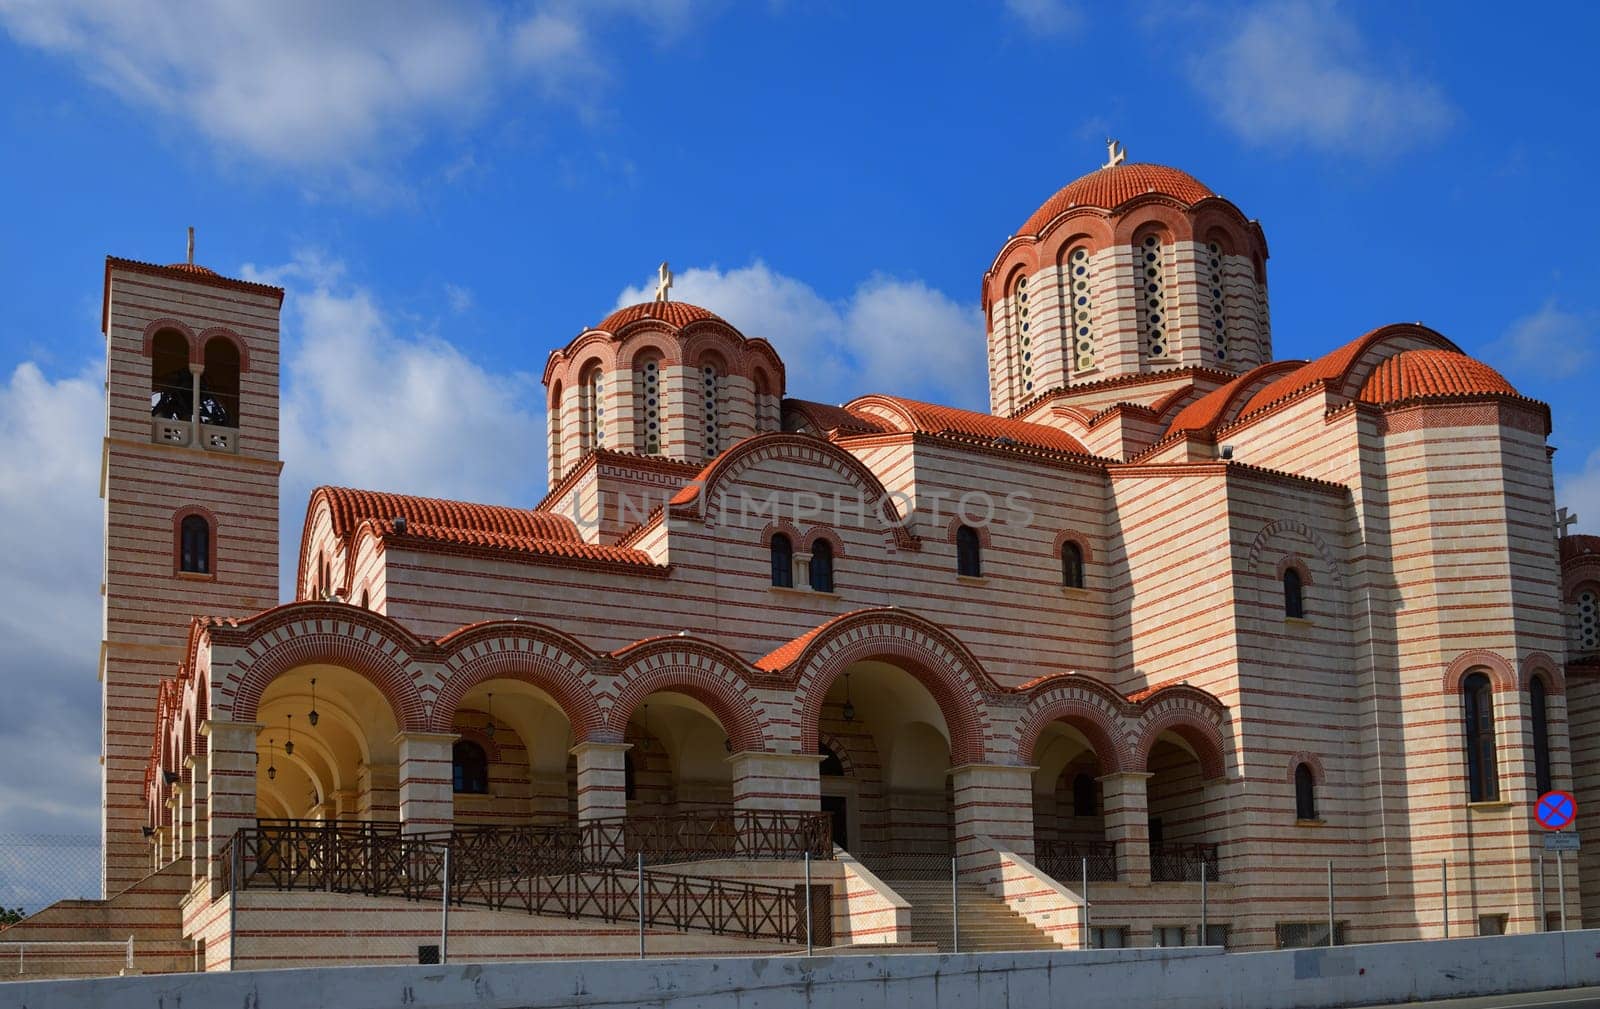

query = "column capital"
[[725, 751, 823, 767], [200, 719, 263, 738], [392, 730, 459, 747], [184, 752, 208, 771], [1097, 771, 1154, 784], [949, 762, 1039, 777], [569, 740, 632, 758]]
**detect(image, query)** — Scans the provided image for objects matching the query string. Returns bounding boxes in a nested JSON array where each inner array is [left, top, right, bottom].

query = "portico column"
[[358, 762, 399, 821], [187, 362, 204, 446], [394, 732, 458, 834], [1099, 771, 1153, 886], [186, 754, 208, 888], [333, 788, 358, 822], [729, 752, 822, 813], [571, 741, 631, 822], [169, 784, 188, 865], [202, 720, 261, 899], [951, 763, 1038, 869]]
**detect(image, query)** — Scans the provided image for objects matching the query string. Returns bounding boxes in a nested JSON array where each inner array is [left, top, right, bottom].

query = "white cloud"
[[241, 253, 548, 585], [1484, 300, 1597, 382], [0, 361, 105, 838], [0, 0, 712, 189], [615, 262, 989, 410], [444, 283, 475, 314], [1005, 0, 1082, 35], [1559, 447, 1600, 538], [1189, 1, 1454, 156]]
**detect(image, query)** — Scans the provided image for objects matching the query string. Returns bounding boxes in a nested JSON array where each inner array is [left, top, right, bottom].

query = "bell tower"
[[100, 248, 283, 894]]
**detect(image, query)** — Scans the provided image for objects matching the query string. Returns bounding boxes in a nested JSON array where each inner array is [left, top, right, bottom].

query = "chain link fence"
[[0, 834, 101, 918]]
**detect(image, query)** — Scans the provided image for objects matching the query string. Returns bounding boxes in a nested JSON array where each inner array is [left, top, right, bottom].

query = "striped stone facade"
[[71, 159, 1593, 967]]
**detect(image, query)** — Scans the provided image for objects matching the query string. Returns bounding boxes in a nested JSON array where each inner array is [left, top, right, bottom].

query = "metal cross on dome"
[[1103, 138, 1127, 168], [654, 261, 673, 303], [1558, 506, 1579, 539]]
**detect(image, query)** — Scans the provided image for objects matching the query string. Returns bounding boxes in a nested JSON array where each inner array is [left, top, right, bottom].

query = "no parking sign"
[[1536, 790, 1577, 831]]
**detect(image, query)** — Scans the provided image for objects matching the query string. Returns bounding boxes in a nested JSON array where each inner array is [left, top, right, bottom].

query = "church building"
[[11, 148, 1600, 972]]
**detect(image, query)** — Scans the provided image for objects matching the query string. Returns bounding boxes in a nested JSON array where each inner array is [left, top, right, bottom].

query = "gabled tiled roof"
[[383, 521, 655, 566], [1020, 163, 1214, 236], [782, 398, 886, 436], [1165, 361, 1305, 435], [313, 487, 582, 542], [847, 394, 1091, 455]]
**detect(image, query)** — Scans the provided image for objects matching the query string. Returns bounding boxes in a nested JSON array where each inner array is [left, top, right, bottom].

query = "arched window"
[[201, 336, 240, 428], [150, 330, 191, 421], [1064, 247, 1095, 374], [1062, 541, 1085, 589], [579, 365, 604, 452], [549, 381, 564, 478], [635, 355, 662, 455], [701, 362, 723, 457], [1294, 763, 1317, 820], [1136, 235, 1169, 359], [1462, 672, 1499, 802], [1014, 273, 1034, 395], [1205, 241, 1228, 362], [770, 533, 794, 588], [956, 525, 982, 577], [809, 539, 835, 593], [452, 740, 488, 794], [1072, 772, 1096, 817], [1283, 568, 1305, 618], [1531, 676, 1553, 796], [178, 514, 210, 574]]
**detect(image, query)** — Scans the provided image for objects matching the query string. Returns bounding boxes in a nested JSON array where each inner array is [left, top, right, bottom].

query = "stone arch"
[[1115, 204, 1192, 245], [616, 330, 684, 369], [1134, 692, 1228, 780], [141, 318, 196, 357], [782, 609, 994, 765], [1014, 681, 1133, 773], [1247, 519, 1347, 619], [431, 623, 605, 740], [1285, 751, 1326, 785], [1442, 649, 1518, 694], [196, 327, 252, 371], [608, 639, 769, 753], [223, 606, 428, 732], [1521, 652, 1566, 695], [817, 731, 858, 776]]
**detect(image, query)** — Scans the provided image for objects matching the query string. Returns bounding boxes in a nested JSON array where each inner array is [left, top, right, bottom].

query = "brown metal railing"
[[222, 813, 834, 945], [1150, 842, 1221, 882], [1034, 838, 1117, 882]]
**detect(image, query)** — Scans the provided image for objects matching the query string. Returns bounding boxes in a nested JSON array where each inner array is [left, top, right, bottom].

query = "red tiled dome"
[[164, 262, 219, 276], [597, 301, 725, 333], [1019, 164, 1214, 237], [1358, 350, 1518, 406]]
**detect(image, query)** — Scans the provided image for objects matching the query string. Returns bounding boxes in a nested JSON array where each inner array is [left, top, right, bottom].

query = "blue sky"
[[0, 0, 1596, 863]]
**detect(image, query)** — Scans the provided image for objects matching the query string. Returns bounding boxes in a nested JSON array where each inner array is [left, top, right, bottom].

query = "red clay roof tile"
[[597, 301, 725, 332], [1357, 349, 1517, 406], [314, 486, 582, 543], [847, 394, 1091, 455], [1020, 163, 1214, 236]]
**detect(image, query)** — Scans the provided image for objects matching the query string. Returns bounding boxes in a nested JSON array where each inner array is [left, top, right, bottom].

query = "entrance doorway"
[[821, 794, 849, 850]]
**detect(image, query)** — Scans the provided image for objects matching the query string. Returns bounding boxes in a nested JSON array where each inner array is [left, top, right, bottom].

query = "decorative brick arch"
[[945, 513, 993, 546], [1014, 684, 1133, 773], [1442, 649, 1518, 694], [222, 609, 428, 732], [196, 327, 252, 371], [452, 724, 504, 765], [1052, 530, 1094, 563], [431, 624, 605, 741], [141, 318, 196, 357], [801, 526, 846, 558], [1285, 751, 1327, 785], [1520, 652, 1566, 695], [1275, 555, 1313, 585], [1134, 693, 1228, 780], [616, 330, 684, 369], [607, 639, 769, 753], [818, 731, 858, 776], [776, 609, 995, 765], [171, 504, 219, 576], [759, 520, 802, 549]]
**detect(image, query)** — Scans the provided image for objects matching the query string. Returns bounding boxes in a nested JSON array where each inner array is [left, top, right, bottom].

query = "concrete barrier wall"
[[8, 929, 1600, 1009]]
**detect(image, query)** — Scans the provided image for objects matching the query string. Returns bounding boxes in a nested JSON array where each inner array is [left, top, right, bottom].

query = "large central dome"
[[1019, 163, 1214, 236]]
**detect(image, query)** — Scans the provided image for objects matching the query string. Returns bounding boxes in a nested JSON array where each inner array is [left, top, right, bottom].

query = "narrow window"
[[1065, 247, 1095, 374], [1014, 273, 1034, 394], [770, 533, 794, 588], [452, 740, 489, 794], [1072, 772, 1096, 817], [1136, 235, 1169, 359], [956, 525, 982, 577], [1294, 763, 1317, 820], [809, 539, 835, 593], [1531, 676, 1552, 796], [635, 356, 661, 455], [1062, 541, 1085, 588], [1283, 568, 1305, 618], [624, 752, 638, 801], [1463, 672, 1499, 802], [201, 337, 240, 428], [179, 514, 210, 574], [702, 363, 722, 457], [1205, 241, 1228, 362]]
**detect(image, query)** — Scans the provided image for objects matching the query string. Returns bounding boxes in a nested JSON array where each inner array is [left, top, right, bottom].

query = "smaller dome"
[[598, 301, 725, 333], [164, 262, 219, 276], [1020, 163, 1214, 236], [1358, 350, 1518, 406]]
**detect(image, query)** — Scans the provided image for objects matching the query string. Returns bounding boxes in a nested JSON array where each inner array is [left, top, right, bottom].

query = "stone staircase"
[[0, 858, 195, 979], [882, 879, 1060, 953]]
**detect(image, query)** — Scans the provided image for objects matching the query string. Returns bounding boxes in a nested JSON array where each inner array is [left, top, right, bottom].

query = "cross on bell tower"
[[1558, 506, 1579, 539], [1103, 138, 1127, 168]]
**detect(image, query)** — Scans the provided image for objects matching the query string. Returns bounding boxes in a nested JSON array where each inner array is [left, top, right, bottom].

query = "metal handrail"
[[1150, 842, 1221, 882], [1034, 838, 1118, 882]]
